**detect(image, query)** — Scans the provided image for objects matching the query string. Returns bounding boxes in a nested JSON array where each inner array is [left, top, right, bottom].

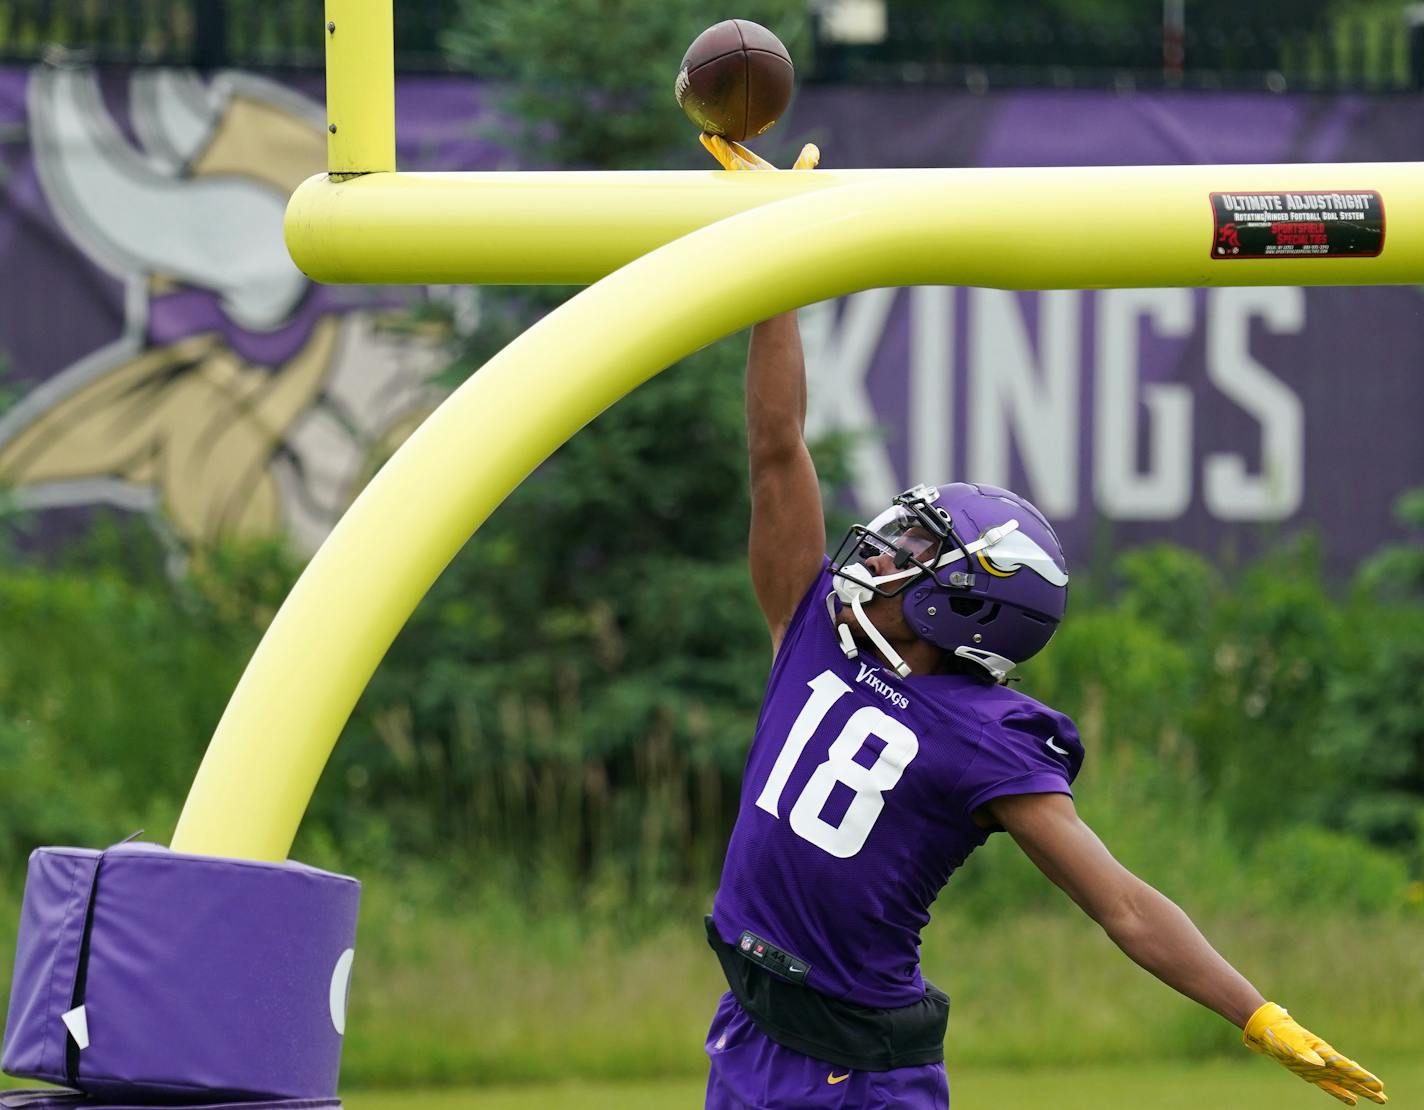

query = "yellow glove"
[[1244, 1002, 1387, 1106], [699, 132, 820, 172]]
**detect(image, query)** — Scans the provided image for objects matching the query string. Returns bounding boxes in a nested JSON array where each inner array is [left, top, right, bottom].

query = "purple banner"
[[0, 68, 1419, 571], [778, 88, 1424, 572]]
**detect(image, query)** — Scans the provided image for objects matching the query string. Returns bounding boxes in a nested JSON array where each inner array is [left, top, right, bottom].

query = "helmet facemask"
[[829, 484, 1022, 677]]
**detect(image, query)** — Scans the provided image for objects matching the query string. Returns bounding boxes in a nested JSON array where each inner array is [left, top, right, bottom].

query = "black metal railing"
[[0, 0, 448, 69], [0, 0, 1419, 92], [815, 7, 1423, 91]]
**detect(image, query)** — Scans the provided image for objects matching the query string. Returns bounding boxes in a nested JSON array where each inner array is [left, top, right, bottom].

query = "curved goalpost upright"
[[170, 0, 1424, 862]]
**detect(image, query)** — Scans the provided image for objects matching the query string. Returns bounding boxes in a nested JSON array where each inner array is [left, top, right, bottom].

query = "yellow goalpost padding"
[[284, 163, 1424, 287]]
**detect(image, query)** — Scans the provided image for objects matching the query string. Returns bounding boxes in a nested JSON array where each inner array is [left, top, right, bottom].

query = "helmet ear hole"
[[949, 597, 984, 617]]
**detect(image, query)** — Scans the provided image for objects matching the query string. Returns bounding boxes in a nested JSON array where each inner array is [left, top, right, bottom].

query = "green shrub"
[[0, 518, 288, 865], [4, 502, 1420, 911], [0, 711, 133, 862], [1250, 825, 1411, 915]]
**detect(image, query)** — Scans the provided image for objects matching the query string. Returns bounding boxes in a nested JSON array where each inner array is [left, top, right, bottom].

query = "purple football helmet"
[[829, 482, 1068, 680]]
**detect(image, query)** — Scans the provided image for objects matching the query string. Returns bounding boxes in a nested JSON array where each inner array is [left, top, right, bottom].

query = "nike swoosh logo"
[[827, 1071, 850, 1085], [1046, 736, 1069, 755]]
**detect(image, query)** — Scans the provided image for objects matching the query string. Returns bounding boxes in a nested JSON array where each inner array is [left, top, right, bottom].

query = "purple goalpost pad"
[[3, 843, 360, 1104]]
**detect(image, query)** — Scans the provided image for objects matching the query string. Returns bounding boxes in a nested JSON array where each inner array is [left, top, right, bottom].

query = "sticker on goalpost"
[[1209, 190, 1384, 259]]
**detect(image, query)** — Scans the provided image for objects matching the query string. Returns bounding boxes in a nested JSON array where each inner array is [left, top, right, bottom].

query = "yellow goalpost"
[[170, 0, 1424, 861]]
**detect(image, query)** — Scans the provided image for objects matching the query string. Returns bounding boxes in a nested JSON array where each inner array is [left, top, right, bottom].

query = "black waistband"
[[705, 916, 948, 1071]]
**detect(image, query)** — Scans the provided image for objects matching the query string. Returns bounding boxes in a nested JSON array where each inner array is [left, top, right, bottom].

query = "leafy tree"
[[1355, 488, 1424, 601], [441, 0, 810, 168], [1323, 489, 1424, 858]]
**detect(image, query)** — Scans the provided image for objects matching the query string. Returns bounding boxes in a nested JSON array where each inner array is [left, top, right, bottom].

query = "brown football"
[[675, 19, 794, 142]]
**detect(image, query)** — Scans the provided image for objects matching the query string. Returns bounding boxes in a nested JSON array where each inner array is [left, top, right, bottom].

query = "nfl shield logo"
[[740, 936, 753, 952]]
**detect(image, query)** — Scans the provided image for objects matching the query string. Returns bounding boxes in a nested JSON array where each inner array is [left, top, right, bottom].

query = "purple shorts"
[[704, 992, 950, 1110]]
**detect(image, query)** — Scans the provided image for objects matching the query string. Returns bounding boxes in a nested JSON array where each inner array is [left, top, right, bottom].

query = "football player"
[[697, 208, 1387, 1107]]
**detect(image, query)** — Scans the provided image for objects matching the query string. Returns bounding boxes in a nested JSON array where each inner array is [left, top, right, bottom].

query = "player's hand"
[[700, 132, 820, 172], [1243, 1002, 1387, 1105]]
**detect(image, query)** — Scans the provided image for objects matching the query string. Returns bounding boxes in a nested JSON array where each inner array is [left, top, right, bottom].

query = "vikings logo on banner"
[[0, 68, 459, 553]]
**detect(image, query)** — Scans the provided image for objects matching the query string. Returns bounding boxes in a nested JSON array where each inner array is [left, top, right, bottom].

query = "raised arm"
[[987, 791, 1387, 1106], [746, 311, 826, 654]]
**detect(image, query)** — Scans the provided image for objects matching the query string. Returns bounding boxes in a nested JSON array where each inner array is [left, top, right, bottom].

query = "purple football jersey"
[[712, 563, 1083, 1008]]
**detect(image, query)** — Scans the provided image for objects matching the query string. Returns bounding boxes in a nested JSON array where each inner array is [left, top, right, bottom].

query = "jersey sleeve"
[[958, 706, 1084, 822]]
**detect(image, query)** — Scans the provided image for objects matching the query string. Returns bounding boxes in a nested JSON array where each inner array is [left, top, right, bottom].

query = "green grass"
[[344, 1056, 1424, 1109], [1, 873, 1417, 1091], [919, 903, 1424, 1069], [333, 869, 1423, 1087]]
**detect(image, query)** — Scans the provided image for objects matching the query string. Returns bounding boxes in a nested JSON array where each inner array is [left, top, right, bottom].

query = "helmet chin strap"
[[832, 519, 1022, 678], [830, 565, 912, 675], [851, 593, 912, 677]]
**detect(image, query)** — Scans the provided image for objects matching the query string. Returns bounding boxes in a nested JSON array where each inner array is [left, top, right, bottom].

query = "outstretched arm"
[[986, 791, 1262, 1023], [746, 312, 826, 654], [987, 791, 1387, 1106]]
